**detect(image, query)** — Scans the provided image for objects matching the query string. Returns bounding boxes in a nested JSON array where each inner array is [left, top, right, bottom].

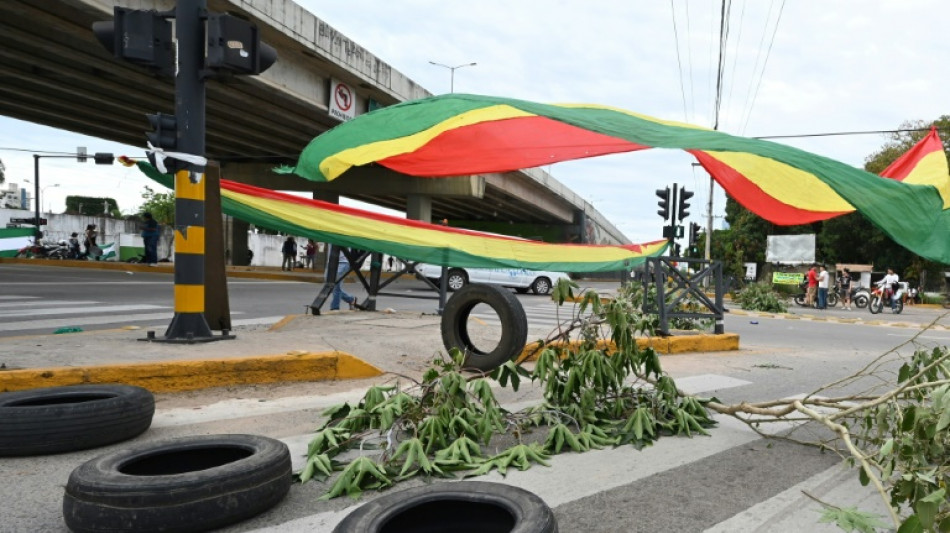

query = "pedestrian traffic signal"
[[678, 189, 694, 220], [689, 222, 701, 245], [656, 187, 671, 220]]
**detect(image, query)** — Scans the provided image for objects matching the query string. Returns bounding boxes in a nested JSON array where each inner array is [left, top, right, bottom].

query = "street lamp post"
[[428, 61, 477, 93], [30, 153, 114, 239]]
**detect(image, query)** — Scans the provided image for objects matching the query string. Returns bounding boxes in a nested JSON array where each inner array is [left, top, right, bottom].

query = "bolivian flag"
[[287, 94, 950, 264], [137, 163, 667, 272]]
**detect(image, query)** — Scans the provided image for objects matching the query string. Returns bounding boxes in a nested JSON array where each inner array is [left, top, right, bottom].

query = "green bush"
[[734, 282, 787, 313]]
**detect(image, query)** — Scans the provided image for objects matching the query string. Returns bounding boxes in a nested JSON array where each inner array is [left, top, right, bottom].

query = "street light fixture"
[[428, 60, 477, 93]]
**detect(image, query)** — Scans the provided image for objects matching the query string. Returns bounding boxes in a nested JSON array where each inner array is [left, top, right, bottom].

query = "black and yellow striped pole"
[[159, 0, 218, 342], [162, 168, 214, 340]]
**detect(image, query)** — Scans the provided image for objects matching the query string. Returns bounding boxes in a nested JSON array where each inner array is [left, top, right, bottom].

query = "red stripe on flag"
[[879, 126, 944, 180], [377, 115, 650, 177], [689, 150, 849, 225]]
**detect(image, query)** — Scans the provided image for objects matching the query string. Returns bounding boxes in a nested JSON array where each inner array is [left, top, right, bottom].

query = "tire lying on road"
[[441, 283, 528, 372], [333, 480, 558, 533], [0, 384, 154, 456], [63, 434, 292, 533]]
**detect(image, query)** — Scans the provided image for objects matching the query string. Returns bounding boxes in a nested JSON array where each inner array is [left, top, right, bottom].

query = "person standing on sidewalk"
[[141, 212, 160, 266], [330, 248, 358, 311], [805, 265, 818, 307], [281, 236, 297, 271], [838, 268, 853, 310], [305, 239, 316, 270], [817, 265, 830, 310]]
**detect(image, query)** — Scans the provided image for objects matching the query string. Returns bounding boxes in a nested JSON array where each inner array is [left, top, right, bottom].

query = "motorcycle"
[[868, 283, 903, 314], [850, 285, 870, 309], [15, 238, 67, 259], [793, 280, 838, 308]]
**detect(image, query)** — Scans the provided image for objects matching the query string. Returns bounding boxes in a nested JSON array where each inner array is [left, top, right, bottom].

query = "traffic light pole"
[[161, 0, 220, 342]]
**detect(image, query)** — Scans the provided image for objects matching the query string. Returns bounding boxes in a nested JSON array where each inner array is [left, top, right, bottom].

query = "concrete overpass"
[[0, 0, 630, 253]]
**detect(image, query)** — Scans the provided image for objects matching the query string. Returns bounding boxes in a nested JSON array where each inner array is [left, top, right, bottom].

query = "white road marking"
[[0, 300, 100, 308], [0, 304, 168, 318], [0, 312, 174, 332]]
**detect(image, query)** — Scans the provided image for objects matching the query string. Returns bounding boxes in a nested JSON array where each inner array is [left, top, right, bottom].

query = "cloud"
[[3, 0, 948, 247]]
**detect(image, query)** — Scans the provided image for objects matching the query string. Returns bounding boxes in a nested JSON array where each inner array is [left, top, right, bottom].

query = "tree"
[[65, 195, 121, 217], [0, 157, 5, 185], [138, 186, 174, 225]]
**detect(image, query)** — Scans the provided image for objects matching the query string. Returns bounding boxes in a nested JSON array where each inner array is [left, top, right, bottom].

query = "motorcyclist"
[[67, 232, 82, 259], [878, 268, 900, 311]]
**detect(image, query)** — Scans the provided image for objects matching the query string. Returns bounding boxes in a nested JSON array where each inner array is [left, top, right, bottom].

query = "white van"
[[414, 264, 571, 295]]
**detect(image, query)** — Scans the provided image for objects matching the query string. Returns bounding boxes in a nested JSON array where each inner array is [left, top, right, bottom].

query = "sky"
[[1, 0, 947, 244]]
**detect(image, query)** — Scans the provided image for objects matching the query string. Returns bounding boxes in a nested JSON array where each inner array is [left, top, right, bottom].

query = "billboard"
[[766, 234, 815, 265]]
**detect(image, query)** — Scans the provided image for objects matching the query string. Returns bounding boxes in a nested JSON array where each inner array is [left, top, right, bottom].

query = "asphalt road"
[[4, 263, 950, 531]]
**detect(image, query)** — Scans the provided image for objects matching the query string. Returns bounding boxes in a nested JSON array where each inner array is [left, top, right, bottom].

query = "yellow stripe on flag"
[[321, 105, 536, 181], [704, 150, 854, 213]]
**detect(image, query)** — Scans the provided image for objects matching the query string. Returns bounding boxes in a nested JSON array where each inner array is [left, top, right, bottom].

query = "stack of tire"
[[0, 384, 291, 533]]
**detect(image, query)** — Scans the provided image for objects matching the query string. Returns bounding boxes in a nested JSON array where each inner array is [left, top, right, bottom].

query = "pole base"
[[139, 312, 235, 343]]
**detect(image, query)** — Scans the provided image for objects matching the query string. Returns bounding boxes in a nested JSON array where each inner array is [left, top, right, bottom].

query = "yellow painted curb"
[[268, 314, 302, 331], [517, 333, 739, 362], [0, 351, 383, 393]]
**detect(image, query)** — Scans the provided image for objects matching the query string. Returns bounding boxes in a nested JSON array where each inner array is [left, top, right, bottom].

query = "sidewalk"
[[0, 258, 739, 393]]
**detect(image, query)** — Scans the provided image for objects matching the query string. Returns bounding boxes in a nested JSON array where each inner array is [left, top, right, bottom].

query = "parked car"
[[414, 263, 571, 295]]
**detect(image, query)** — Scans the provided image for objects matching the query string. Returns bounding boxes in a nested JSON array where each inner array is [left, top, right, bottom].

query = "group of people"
[[804, 265, 913, 311], [804, 264, 836, 310], [280, 237, 319, 272]]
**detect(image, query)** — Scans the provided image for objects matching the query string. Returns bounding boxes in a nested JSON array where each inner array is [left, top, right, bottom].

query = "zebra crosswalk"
[[0, 295, 174, 334]]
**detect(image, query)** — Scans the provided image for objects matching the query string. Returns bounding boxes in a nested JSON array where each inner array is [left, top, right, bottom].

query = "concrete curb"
[[730, 308, 949, 330], [0, 351, 384, 393], [518, 333, 740, 362]]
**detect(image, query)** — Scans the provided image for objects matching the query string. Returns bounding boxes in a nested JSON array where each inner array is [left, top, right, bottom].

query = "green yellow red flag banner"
[[286, 93, 950, 264], [137, 162, 667, 272]]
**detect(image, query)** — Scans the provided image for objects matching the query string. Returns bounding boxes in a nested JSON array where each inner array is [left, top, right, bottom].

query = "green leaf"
[[858, 465, 870, 486], [817, 506, 890, 533], [879, 438, 894, 457], [897, 514, 923, 533]]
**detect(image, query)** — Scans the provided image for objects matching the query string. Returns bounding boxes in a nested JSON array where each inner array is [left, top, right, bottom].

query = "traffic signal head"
[[92, 8, 174, 76], [689, 222, 700, 245], [678, 189, 694, 220], [145, 113, 185, 173], [207, 14, 278, 75], [656, 187, 671, 220]]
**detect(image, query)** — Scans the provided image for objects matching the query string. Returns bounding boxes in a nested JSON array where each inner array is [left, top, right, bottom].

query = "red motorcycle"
[[15, 238, 67, 259], [868, 283, 903, 314]]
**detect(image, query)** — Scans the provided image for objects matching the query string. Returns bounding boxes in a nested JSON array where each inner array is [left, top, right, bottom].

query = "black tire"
[[441, 283, 528, 372], [63, 434, 291, 533], [827, 293, 838, 307], [531, 277, 553, 295], [447, 269, 468, 291], [794, 294, 806, 307], [333, 480, 558, 533], [892, 300, 904, 314], [0, 384, 154, 456], [854, 294, 869, 308], [869, 297, 883, 314]]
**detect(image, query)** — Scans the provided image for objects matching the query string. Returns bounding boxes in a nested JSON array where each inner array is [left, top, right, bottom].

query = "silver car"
[[414, 264, 571, 295]]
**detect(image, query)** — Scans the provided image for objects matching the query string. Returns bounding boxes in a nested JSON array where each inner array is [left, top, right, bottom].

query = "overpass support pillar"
[[406, 194, 432, 223], [228, 217, 250, 266]]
